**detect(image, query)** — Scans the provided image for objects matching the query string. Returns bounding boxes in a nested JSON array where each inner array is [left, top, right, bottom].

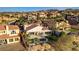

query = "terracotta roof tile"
[[0, 34, 20, 39], [0, 25, 6, 30], [0, 25, 19, 30], [8, 25, 19, 30]]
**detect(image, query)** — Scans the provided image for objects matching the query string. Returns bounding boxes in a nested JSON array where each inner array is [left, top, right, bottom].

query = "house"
[[67, 32, 79, 44], [49, 11, 61, 18], [38, 12, 47, 19], [65, 15, 79, 25], [28, 13, 37, 20], [41, 19, 57, 30], [24, 23, 52, 44], [24, 23, 52, 37], [0, 25, 20, 45], [56, 21, 71, 32]]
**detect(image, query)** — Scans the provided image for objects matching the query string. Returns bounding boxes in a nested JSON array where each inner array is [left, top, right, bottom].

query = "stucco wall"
[[7, 37, 20, 44]]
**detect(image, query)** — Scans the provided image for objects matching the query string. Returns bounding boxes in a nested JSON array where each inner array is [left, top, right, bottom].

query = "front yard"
[[0, 43, 25, 51]]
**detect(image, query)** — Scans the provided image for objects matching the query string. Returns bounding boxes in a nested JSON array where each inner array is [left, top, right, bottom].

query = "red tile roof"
[[0, 34, 20, 39], [0, 25, 6, 30], [0, 25, 19, 30], [8, 25, 19, 30]]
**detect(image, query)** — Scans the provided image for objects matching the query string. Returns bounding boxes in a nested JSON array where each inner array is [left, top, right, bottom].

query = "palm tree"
[[20, 32, 29, 50]]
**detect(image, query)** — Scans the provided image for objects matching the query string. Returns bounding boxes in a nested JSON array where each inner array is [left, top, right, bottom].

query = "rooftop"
[[0, 34, 19, 39], [0, 25, 19, 30], [26, 23, 39, 31], [0, 25, 6, 30], [8, 25, 19, 30]]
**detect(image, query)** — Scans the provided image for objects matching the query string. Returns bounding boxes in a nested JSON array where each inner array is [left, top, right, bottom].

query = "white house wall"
[[8, 29, 19, 36], [7, 37, 20, 44]]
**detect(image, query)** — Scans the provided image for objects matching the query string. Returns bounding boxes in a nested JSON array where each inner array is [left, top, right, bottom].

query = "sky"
[[0, 7, 79, 12]]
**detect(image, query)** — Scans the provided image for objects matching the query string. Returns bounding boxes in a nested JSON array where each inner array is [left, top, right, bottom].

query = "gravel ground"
[[28, 43, 55, 51], [0, 43, 26, 51]]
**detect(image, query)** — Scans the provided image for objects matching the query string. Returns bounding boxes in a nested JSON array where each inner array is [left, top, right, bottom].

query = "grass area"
[[69, 28, 79, 32]]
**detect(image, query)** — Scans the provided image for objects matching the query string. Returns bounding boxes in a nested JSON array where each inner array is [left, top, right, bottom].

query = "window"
[[39, 33, 43, 35], [15, 38, 19, 41], [45, 32, 51, 34], [0, 39, 7, 44], [40, 38, 46, 41], [0, 31, 5, 34], [59, 29, 63, 30], [9, 39, 13, 42], [29, 32, 34, 35], [0, 40, 3, 43], [4, 39, 7, 44], [11, 30, 16, 34], [3, 31, 5, 33]]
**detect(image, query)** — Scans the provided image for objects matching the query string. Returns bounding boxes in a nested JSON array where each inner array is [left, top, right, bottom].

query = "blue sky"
[[0, 7, 79, 12]]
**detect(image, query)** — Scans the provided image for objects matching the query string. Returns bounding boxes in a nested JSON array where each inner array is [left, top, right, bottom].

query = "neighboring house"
[[24, 23, 52, 44], [67, 32, 79, 44], [65, 15, 79, 25], [0, 25, 20, 45], [41, 19, 57, 30], [38, 12, 47, 19], [75, 35, 79, 43], [71, 25, 79, 30], [56, 21, 71, 32], [28, 13, 37, 20], [49, 11, 61, 18]]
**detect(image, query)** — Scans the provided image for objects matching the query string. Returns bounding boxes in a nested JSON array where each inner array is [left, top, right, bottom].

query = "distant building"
[[65, 15, 79, 25], [0, 25, 20, 45], [38, 12, 47, 19], [49, 11, 61, 18], [28, 13, 37, 20]]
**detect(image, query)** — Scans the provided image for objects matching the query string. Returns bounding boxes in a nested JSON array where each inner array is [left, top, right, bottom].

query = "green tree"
[[46, 35, 58, 42], [20, 32, 29, 49], [15, 16, 27, 26]]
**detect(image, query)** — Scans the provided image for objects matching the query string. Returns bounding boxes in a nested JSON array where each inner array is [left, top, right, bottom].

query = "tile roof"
[[25, 23, 51, 31], [0, 34, 20, 39], [71, 25, 79, 29], [0, 25, 6, 30], [0, 25, 19, 30], [26, 24, 38, 31], [8, 25, 19, 30]]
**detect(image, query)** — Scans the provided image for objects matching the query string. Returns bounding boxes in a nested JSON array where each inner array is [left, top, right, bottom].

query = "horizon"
[[0, 7, 79, 12]]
